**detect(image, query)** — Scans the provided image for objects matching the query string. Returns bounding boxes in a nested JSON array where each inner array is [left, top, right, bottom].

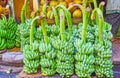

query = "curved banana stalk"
[[30, 15, 45, 49], [68, 4, 90, 43], [82, 0, 88, 8], [99, 1, 105, 13], [93, 0, 97, 8], [92, 7, 113, 78], [21, 0, 29, 23], [82, 8, 91, 43], [41, 2, 49, 43], [52, 7, 59, 26], [56, 4, 72, 33], [68, 4, 84, 11], [72, 2, 95, 78], [59, 9, 65, 41], [93, 0, 105, 25], [26, 0, 29, 19], [91, 8, 104, 44]]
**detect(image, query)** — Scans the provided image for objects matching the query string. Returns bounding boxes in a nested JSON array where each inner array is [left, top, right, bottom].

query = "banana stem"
[[41, 1, 49, 43], [59, 9, 65, 41], [52, 7, 59, 26], [98, 18, 103, 44], [68, 4, 90, 43], [42, 2, 47, 15], [21, 3, 25, 23], [93, 0, 97, 8], [93, 0, 99, 25], [30, 16, 45, 49], [91, 8, 104, 44], [99, 1, 105, 14], [82, 0, 88, 8], [68, 4, 86, 16], [21, 0, 29, 23], [41, 19, 49, 43], [82, 8, 90, 43], [25, 0, 29, 19], [56, 4, 72, 33], [41, 1, 48, 25]]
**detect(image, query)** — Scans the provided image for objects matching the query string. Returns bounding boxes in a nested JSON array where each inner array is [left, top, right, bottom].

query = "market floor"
[[0, 38, 120, 78], [0, 72, 18, 78], [112, 38, 120, 64]]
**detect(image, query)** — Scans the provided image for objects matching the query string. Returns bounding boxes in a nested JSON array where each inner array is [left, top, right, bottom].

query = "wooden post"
[[33, 0, 39, 11], [8, 0, 15, 18]]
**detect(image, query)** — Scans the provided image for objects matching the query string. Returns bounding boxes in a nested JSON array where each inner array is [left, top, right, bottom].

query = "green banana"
[[0, 38, 6, 50]]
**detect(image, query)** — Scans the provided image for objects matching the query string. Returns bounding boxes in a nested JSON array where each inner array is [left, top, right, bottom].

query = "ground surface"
[[0, 38, 120, 78], [0, 72, 18, 78], [112, 38, 120, 64]]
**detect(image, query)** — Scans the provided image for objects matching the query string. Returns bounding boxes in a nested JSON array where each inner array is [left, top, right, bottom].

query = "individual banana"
[[0, 38, 6, 50]]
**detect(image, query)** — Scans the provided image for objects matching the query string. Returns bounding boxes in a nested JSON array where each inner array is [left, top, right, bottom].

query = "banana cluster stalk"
[[23, 41, 40, 74], [95, 23, 113, 78], [69, 3, 95, 77], [23, 16, 46, 74], [37, 23, 58, 76], [39, 20, 59, 76], [74, 23, 95, 77], [50, 7, 74, 77], [0, 16, 17, 50], [92, 1, 113, 77], [39, 3, 57, 76]]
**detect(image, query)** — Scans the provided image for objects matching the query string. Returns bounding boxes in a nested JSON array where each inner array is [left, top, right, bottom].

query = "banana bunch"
[[51, 36, 74, 77], [41, 57, 56, 75], [15, 25, 21, 47], [0, 20, 6, 50], [51, 37, 66, 50], [39, 41, 56, 76], [94, 23, 113, 78], [74, 39, 95, 77], [73, 23, 96, 44], [0, 37, 6, 50], [45, 25, 51, 36], [17, 19, 32, 51], [23, 41, 40, 74], [0, 16, 17, 50], [35, 27, 43, 41], [103, 23, 113, 40], [50, 25, 59, 37], [7, 39, 16, 49], [43, 24, 59, 37], [35, 24, 59, 42]]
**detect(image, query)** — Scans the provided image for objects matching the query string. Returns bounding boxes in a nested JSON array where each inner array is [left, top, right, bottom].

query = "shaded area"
[[105, 13, 120, 37], [112, 38, 120, 78], [112, 38, 120, 64]]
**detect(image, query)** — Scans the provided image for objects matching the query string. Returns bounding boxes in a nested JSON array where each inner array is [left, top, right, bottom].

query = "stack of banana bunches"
[[17, 0, 113, 78], [0, 16, 17, 50]]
